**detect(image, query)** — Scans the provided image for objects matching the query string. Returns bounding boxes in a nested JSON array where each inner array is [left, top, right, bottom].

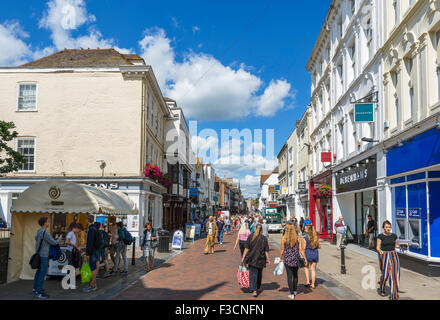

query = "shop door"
[[362, 190, 377, 246]]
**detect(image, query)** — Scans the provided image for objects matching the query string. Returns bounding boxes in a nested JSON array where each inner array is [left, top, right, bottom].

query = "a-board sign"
[[172, 230, 184, 250], [185, 224, 196, 240]]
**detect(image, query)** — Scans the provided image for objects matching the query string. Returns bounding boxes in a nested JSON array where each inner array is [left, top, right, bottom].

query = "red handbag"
[[237, 264, 250, 288]]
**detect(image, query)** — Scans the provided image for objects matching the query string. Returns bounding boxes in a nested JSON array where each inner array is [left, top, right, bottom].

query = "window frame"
[[15, 137, 36, 172], [16, 82, 38, 112]]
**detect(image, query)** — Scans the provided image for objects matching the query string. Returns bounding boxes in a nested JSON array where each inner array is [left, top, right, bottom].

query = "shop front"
[[386, 127, 440, 276], [334, 156, 378, 246], [309, 170, 333, 241]]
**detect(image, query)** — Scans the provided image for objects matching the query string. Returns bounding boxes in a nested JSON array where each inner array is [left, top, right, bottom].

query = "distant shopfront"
[[386, 127, 440, 276], [334, 156, 378, 246], [309, 170, 333, 241]]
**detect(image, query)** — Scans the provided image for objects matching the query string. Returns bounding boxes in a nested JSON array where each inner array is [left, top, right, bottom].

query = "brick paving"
[[113, 232, 337, 300]]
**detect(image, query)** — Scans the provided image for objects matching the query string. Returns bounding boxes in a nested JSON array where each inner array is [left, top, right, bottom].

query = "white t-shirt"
[[145, 230, 151, 241], [66, 231, 76, 252], [208, 223, 213, 235]]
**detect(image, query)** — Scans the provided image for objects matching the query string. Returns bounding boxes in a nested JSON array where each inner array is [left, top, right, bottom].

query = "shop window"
[[407, 172, 426, 182], [428, 171, 440, 178], [391, 177, 406, 185]]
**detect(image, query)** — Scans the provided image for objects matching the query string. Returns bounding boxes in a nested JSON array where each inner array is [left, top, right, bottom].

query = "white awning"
[[10, 179, 138, 215]]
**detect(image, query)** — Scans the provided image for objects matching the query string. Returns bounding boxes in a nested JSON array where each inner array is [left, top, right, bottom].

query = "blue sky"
[[0, 0, 332, 196]]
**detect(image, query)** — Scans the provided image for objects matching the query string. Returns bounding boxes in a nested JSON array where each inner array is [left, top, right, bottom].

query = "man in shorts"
[[83, 215, 99, 292], [95, 222, 111, 278]]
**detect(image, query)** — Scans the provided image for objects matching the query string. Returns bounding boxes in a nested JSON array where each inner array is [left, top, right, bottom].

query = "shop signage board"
[[396, 208, 406, 218], [275, 185, 281, 191], [127, 215, 138, 232], [172, 230, 184, 250], [336, 157, 377, 193], [408, 208, 421, 218], [321, 152, 332, 163], [354, 103, 374, 123], [185, 224, 196, 240], [189, 188, 198, 197], [298, 182, 306, 190]]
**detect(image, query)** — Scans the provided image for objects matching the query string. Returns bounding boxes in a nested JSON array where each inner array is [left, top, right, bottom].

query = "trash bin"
[[158, 230, 170, 253]]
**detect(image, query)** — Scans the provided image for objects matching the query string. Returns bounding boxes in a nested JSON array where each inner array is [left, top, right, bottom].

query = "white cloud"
[[0, 21, 32, 66], [255, 79, 294, 117], [39, 0, 131, 52], [239, 175, 261, 197], [192, 26, 200, 33], [138, 28, 294, 121]]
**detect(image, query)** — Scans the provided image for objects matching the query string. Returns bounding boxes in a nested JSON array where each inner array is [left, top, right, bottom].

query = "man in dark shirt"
[[366, 215, 377, 249], [83, 215, 99, 293]]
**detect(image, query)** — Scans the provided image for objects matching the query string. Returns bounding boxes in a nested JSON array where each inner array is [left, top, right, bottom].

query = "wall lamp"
[[397, 140, 404, 148], [361, 137, 379, 143]]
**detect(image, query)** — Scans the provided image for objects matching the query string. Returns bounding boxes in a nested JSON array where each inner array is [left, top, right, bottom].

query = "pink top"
[[239, 230, 251, 241]]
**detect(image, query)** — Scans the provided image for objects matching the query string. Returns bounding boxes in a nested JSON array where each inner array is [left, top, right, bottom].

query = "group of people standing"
[[32, 215, 157, 299]]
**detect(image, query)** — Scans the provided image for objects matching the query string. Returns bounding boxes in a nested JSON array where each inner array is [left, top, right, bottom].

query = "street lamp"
[[361, 137, 379, 143]]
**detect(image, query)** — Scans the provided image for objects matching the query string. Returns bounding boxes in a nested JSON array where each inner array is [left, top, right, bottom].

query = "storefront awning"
[[10, 179, 138, 215]]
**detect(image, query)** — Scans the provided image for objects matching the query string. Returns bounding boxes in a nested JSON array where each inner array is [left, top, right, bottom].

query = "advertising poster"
[[172, 230, 184, 250], [127, 215, 139, 232]]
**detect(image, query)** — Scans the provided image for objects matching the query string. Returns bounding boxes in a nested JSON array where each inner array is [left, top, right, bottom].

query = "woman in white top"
[[65, 223, 80, 266]]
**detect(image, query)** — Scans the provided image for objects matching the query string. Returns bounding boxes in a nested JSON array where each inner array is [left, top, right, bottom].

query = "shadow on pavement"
[[125, 282, 229, 300], [261, 282, 280, 291]]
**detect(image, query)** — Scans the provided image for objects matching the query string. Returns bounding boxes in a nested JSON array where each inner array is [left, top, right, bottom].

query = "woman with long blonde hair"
[[301, 225, 321, 289], [234, 220, 251, 257], [242, 224, 270, 297], [279, 224, 301, 299]]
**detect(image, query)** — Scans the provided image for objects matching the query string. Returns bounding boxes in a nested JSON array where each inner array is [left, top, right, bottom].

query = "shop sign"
[[354, 103, 374, 123], [298, 182, 306, 190], [336, 157, 377, 193], [396, 208, 406, 218], [321, 152, 332, 163], [172, 230, 184, 250], [83, 182, 119, 190], [408, 208, 421, 219], [275, 185, 281, 191], [282, 187, 288, 195], [189, 188, 198, 197]]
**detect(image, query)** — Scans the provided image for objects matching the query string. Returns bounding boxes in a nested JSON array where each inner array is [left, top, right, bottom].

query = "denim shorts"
[[89, 252, 100, 271]]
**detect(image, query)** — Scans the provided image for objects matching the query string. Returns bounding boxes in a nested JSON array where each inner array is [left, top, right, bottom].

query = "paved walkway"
[[113, 232, 337, 300]]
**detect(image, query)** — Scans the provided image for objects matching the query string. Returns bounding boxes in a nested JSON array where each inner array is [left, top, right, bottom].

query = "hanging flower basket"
[[314, 184, 333, 199], [144, 164, 173, 189]]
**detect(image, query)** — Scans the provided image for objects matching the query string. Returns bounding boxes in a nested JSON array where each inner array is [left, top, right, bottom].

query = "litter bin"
[[158, 230, 170, 253]]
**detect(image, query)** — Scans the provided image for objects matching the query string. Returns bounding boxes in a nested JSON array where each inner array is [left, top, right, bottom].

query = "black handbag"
[[297, 250, 306, 268], [29, 230, 45, 270]]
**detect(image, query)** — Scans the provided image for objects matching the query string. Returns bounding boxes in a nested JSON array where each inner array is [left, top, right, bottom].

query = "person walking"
[[95, 222, 111, 278], [302, 225, 321, 289], [33, 217, 61, 299], [234, 221, 251, 257], [249, 218, 257, 234], [299, 217, 305, 235], [261, 219, 269, 239], [112, 222, 128, 275], [366, 215, 377, 249], [108, 217, 119, 268], [334, 216, 346, 249], [225, 216, 231, 235], [377, 220, 400, 300], [241, 224, 270, 297], [83, 215, 100, 293], [216, 216, 225, 245], [204, 216, 218, 254], [279, 224, 301, 300], [141, 222, 158, 273]]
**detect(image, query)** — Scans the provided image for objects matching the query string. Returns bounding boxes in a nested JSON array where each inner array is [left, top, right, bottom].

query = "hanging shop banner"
[[172, 230, 184, 250], [321, 152, 332, 163], [354, 103, 374, 123], [336, 157, 377, 193], [298, 182, 306, 190], [189, 188, 198, 197]]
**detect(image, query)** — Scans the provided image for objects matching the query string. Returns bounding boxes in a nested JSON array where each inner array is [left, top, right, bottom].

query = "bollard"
[[132, 237, 136, 266], [341, 244, 346, 274]]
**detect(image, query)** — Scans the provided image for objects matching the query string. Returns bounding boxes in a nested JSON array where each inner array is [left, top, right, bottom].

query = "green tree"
[[0, 121, 26, 175]]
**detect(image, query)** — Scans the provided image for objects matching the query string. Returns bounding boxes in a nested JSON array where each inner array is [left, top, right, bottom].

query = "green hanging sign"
[[354, 103, 374, 123]]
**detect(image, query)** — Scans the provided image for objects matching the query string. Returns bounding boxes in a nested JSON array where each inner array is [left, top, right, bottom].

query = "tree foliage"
[[0, 121, 26, 175]]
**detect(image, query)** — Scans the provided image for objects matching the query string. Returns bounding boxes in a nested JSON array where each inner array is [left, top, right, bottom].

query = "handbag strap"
[[37, 230, 46, 254]]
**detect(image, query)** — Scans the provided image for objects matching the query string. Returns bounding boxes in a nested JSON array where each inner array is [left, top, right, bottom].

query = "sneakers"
[[82, 285, 97, 293], [103, 271, 111, 278], [252, 291, 258, 297], [35, 292, 49, 299], [120, 270, 128, 276]]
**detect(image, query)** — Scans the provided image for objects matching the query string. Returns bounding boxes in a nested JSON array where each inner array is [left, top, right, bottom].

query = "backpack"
[[94, 226, 104, 249], [122, 229, 133, 245], [99, 230, 109, 248]]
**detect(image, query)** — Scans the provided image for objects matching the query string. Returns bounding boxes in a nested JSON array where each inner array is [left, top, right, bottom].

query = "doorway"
[[355, 190, 377, 246]]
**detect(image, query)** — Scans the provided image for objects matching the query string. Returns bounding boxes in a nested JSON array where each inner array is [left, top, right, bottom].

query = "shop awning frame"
[[10, 179, 138, 215]]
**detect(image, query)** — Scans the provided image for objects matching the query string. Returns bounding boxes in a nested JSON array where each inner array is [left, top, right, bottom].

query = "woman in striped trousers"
[[376, 220, 400, 300]]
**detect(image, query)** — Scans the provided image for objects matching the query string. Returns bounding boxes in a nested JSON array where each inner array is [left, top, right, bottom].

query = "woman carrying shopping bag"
[[141, 222, 158, 273], [241, 224, 270, 297], [279, 224, 301, 300], [302, 225, 321, 289]]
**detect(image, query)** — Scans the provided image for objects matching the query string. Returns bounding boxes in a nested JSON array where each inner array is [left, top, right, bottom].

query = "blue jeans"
[[33, 257, 49, 294], [217, 230, 224, 243], [249, 266, 263, 292]]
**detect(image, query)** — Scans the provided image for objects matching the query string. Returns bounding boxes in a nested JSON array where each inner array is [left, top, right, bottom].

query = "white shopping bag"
[[274, 257, 280, 265], [273, 262, 285, 276]]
